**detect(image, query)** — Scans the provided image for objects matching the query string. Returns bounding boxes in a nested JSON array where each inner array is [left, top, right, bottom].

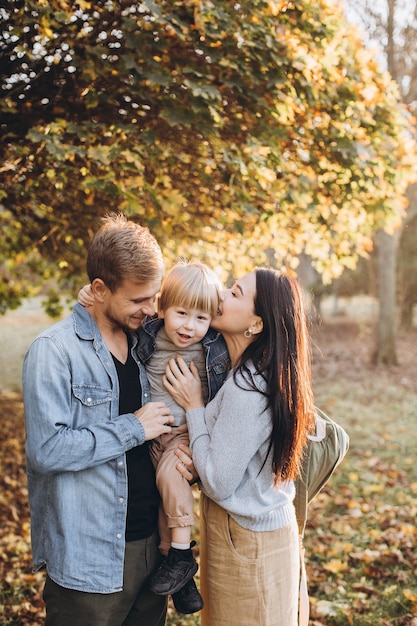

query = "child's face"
[[159, 305, 211, 348]]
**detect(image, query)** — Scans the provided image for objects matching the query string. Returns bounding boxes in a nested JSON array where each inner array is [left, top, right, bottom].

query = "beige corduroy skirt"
[[198, 493, 299, 626]]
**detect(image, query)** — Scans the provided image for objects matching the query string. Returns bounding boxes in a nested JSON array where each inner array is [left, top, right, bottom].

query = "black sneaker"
[[149, 546, 198, 596], [172, 577, 204, 614]]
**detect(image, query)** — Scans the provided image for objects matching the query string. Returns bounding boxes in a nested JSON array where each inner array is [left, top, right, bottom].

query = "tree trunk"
[[400, 298, 414, 330], [372, 229, 399, 365], [398, 185, 417, 328]]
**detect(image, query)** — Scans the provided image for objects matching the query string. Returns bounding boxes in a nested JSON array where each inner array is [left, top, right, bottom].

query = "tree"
[[347, 0, 417, 364], [397, 188, 417, 329], [1, 0, 416, 313]]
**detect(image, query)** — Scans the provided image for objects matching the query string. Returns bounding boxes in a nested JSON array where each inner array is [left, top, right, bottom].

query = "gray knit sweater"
[[146, 327, 209, 427], [186, 364, 296, 532]]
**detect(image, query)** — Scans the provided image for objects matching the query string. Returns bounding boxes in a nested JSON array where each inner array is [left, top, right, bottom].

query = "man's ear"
[[91, 279, 108, 302]]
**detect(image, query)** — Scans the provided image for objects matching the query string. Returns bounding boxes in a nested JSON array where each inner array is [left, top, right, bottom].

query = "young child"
[[78, 261, 230, 613]]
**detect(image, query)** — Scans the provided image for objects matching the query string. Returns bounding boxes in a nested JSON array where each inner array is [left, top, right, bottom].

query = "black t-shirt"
[[112, 336, 160, 541]]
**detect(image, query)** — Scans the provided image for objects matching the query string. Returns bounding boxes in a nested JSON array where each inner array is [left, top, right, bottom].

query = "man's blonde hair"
[[158, 261, 221, 318], [87, 213, 164, 291]]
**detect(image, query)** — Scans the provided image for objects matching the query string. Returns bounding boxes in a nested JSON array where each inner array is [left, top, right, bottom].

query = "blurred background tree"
[[335, 0, 417, 363], [1, 0, 416, 347]]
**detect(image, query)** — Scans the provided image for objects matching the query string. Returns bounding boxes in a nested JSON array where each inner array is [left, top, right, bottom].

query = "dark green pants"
[[43, 534, 167, 626]]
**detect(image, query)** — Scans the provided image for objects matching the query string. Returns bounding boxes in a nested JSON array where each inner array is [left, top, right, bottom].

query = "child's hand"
[[78, 284, 94, 307]]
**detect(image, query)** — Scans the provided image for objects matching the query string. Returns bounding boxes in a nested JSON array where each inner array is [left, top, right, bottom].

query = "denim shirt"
[[137, 317, 230, 402], [23, 304, 152, 593]]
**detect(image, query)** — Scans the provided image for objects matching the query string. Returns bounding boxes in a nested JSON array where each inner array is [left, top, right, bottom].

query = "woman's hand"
[[175, 443, 199, 484], [163, 355, 204, 412]]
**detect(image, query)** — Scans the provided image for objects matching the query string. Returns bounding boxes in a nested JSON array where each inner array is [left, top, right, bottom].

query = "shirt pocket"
[[72, 385, 112, 410]]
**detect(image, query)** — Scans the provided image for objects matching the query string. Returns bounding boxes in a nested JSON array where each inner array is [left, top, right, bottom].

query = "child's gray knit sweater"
[[186, 364, 296, 532]]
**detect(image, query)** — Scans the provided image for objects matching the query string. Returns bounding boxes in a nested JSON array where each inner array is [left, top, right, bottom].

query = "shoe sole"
[[172, 597, 204, 614]]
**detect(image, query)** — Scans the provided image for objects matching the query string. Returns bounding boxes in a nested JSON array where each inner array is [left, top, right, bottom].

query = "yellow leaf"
[[403, 589, 417, 610], [322, 559, 348, 574], [40, 16, 54, 40], [363, 483, 385, 494]]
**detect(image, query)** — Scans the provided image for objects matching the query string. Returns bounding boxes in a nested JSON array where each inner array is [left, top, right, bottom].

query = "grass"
[[0, 297, 71, 393], [303, 318, 417, 626], [1, 297, 417, 625]]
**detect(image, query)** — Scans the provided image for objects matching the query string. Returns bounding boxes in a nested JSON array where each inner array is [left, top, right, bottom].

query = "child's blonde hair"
[[158, 261, 221, 318]]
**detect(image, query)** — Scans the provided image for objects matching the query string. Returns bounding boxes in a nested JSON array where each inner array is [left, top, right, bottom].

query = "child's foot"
[[149, 544, 198, 595], [172, 577, 204, 614]]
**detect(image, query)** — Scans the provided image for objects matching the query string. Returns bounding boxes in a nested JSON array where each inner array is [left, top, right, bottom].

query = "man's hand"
[[134, 402, 173, 440]]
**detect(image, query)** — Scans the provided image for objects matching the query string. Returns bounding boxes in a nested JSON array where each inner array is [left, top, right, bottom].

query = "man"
[[23, 214, 173, 626]]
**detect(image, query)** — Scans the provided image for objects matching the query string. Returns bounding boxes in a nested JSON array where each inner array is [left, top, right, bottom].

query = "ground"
[[1, 300, 417, 625], [312, 317, 417, 395]]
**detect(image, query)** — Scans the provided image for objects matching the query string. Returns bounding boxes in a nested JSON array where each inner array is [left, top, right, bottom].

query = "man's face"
[[102, 278, 161, 331]]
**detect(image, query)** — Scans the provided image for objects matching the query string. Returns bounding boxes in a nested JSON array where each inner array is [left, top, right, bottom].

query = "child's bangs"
[[174, 282, 219, 318]]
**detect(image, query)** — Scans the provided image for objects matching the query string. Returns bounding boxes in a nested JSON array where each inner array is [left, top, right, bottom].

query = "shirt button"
[[119, 498, 124, 503], [86, 397, 92, 404], [118, 461, 123, 467], [116, 533, 122, 539]]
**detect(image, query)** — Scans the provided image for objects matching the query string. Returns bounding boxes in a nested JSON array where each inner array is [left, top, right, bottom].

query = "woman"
[[163, 268, 315, 626]]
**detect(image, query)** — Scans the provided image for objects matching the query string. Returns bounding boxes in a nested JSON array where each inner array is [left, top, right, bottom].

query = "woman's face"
[[211, 271, 258, 335]]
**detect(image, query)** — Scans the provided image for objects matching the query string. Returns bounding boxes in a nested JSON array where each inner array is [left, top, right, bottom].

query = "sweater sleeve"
[[186, 374, 271, 501]]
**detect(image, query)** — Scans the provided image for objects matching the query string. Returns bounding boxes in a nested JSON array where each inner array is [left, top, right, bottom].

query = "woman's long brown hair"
[[234, 268, 314, 484]]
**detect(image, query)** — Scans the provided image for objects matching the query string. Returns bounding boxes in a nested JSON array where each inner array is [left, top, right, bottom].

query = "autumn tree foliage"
[[343, 0, 417, 364], [1, 0, 416, 312]]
